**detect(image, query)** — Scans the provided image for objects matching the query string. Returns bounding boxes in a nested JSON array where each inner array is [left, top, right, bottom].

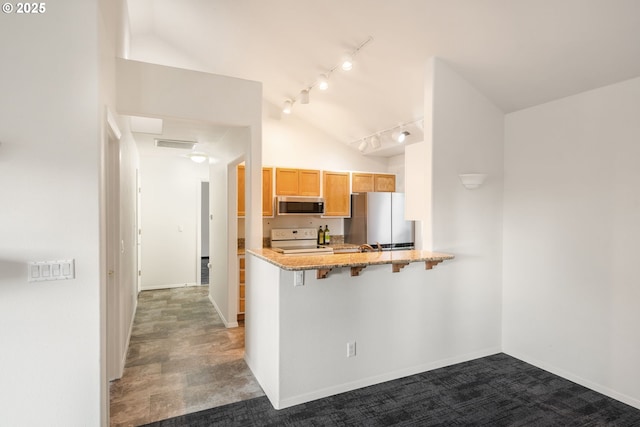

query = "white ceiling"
[[127, 0, 640, 157]]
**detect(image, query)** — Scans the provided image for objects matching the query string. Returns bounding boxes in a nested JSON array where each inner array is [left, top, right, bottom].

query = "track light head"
[[370, 134, 381, 149], [358, 139, 368, 152], [283, 99, 293, 114], [341, 54, 353, 71], [393, 130, 410, 143], [318, 74, 329, 91], [300, 89, 309, 104]]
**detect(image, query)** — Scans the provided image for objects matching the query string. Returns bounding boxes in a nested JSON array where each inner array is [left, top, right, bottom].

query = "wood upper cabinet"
[[352, 173, 374, 193], [275, 168, 320, 196], [237, 165, 246, 216], [237, 165, 274, 217], [352, 172, 396, 192], [374, 174, 396, 192], [322, 171, 350, 217], [262, 167, 273, 216]]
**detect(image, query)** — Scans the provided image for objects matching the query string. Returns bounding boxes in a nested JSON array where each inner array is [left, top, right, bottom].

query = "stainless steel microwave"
[[276, 196, 325, 215]]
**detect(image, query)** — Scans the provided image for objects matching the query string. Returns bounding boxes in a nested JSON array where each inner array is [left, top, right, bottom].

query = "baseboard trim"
[[275, 347, 502, 410], [503, 350, 640, 411], [208, 293, 239, 328], [119, 297, 137, 377], [140, 282, 198, 291]]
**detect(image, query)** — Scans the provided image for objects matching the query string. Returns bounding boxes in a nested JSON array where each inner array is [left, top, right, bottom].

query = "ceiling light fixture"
[[341, 53, 354, 71], [349, 118, 422, 154], [283, 99, 293, 114], [279, 36, 373, 114], [318, 74, 329, 91], [370, 134, 381, 149], [394, 130, 410, 143], [358, 139, 368, 152], [300, 89, 309, 104], [186, 151, 208, 163]]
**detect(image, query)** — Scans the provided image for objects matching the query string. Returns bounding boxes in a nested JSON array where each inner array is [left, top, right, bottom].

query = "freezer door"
[[366, 192, 392, 245], [391, 193, 414, 247]]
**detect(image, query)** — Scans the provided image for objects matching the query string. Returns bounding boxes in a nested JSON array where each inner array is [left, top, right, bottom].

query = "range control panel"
[[271, 228, 317, 241]]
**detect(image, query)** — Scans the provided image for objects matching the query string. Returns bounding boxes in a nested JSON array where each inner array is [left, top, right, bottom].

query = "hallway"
[[109, 287, 264, 426]]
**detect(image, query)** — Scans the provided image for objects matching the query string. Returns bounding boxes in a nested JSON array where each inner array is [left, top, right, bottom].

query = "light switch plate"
[[28, 259, 75, 282]]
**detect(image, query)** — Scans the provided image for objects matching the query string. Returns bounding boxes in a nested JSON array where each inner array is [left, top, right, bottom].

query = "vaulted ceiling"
[[127, 0, 640, 156]]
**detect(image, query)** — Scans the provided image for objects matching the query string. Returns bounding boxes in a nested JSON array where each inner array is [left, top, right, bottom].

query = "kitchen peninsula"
[[249, 248, 454, 278], [244, 248, 456, 410]]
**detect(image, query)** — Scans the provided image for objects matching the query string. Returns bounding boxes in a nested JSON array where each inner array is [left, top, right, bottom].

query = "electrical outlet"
[[347, 341, 356, 358], [294, 270, 304, 287]]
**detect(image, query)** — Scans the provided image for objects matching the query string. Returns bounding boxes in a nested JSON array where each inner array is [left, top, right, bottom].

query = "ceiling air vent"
[[154, 139, 197, 150]]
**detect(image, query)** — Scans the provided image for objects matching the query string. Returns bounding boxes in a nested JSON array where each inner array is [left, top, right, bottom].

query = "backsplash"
[[238, 235, 343, 249]]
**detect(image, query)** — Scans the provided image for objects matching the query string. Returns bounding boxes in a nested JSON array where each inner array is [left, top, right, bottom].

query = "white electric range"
[[270, 228, 334, 255]]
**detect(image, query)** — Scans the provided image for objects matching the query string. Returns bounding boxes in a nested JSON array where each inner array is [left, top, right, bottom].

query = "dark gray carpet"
[[143, 353, 640, 426]]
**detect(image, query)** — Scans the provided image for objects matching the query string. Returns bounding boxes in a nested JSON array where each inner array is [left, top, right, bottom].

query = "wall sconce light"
[[459, 173, 488, 189]]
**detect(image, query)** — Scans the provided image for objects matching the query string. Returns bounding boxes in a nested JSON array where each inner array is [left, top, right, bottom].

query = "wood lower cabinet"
[[275, 168, 320, 196], [237, 165, 274, 217], [238, 255, 245, 321], [323, 171, 350, 217]]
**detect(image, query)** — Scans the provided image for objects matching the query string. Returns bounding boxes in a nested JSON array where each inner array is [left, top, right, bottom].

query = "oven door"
[[276, 197, 325, 215]]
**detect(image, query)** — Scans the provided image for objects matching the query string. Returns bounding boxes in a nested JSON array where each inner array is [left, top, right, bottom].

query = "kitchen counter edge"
[[246, 248, 455, 271]]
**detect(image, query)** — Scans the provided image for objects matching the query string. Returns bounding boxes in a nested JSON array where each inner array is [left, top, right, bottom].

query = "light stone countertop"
[[247, 248, 454, 276]]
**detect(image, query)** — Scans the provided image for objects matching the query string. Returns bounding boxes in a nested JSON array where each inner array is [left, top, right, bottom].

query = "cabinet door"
[[275, 168, 299, 195], [352, 173, 374, 193], [374, 174, 396, 192], [323, 171, 350, 216], [237, 165, 245, 216], [298, 169, 321, 196], [262, 167, 273, 216]]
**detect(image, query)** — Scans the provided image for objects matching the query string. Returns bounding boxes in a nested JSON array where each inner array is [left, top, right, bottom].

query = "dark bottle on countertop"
[[324, 225, 330, 244], [317, 225, 324, 245]]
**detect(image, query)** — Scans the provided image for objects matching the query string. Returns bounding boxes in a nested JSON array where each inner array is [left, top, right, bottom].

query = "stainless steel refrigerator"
[[344, 192, 414, 250]]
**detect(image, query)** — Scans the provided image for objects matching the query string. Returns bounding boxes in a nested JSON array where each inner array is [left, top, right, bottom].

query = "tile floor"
[[109, 286, 264, 426]]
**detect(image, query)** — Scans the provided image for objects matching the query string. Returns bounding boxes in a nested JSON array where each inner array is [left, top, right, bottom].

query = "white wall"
[[0, 0, 104, 424], [503, 76, 640, 409], [263, 101, 391, 172], [139, 155, 208, 289], [247, 255, 498, 409], [408, 57, 505, 356]]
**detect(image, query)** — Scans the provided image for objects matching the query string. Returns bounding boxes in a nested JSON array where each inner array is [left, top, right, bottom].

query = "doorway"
[[200, 181, 210, 285]]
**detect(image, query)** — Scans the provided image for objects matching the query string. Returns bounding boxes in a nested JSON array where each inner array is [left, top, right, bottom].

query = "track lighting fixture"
[[350, 119, 421, 154], [370, 134, 381, 149], [394, 130, 410, 143], [318, 74, 329, 91], [279, 36, 373, 115], [341, 53, 354, 71], [283, 99, 293, 114], [300, 89, 309, 104]]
